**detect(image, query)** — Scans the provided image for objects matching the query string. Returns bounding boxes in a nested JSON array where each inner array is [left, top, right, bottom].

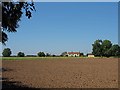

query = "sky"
[[2, 2, 118, 55]]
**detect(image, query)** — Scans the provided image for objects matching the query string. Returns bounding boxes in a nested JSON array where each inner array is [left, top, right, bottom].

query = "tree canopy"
[[92, 39, 102, 56], [37, 52, 45, 57], [108, 44, 120, 56], [1, 1, 35, 45], [92, 39, 120, 57], [2, 48, 12, 57], [17, 52, 25, 57]]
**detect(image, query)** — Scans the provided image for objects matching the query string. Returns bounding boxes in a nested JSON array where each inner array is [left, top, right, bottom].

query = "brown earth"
[[2, 58, 119, 88]]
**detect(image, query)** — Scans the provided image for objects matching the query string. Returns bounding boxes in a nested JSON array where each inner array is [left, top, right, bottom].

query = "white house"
[[87, 53, 95, 58], [67, 52, 80, 57]]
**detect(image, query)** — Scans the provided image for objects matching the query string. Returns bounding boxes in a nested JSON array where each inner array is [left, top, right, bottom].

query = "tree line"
[[2, 39, 120, 57], [2, 48, 56, 57]]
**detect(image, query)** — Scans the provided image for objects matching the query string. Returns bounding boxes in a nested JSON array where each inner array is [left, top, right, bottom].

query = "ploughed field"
[[2, 58, 118, 88]]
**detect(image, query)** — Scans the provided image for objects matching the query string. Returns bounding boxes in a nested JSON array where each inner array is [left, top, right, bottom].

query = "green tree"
[[80, 53, 84, 56], [92, 39, 102, 56], [37, 52, 45, 57], [108, 44, 120, 57], [2, 48, 12, 57], [52, 54, 56, 57], [92, 39, 120, 57], [102, 40, 112, 57], [1, 1, 35, 45], [17, 52, 25, 57]]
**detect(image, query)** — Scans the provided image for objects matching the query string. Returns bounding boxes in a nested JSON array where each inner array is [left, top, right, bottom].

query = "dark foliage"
[[1, 2, 35, 45], [92, 39, 102, 56], [92, 39, 120, 57], [37, 52, 45, 57], [2, 48, 12, 57], [17, 52, 25, 57]]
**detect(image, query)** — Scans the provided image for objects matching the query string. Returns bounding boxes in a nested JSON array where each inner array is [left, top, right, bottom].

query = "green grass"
[[1, 57, 81, 60], [1, 56, 119, 60]]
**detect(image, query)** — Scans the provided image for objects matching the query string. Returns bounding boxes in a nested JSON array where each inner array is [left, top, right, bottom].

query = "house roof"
[[68, 52, 80, 54]]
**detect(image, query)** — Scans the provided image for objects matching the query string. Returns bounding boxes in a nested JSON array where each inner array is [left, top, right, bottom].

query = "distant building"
[[87, 53, 95, 58], [67, 52, 80, 57]]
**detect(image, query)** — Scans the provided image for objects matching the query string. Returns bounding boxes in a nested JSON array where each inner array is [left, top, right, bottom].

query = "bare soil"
[[2, 58, 118, 88]]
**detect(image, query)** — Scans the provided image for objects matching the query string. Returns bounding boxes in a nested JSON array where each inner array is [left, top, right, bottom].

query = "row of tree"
[[2, 48, 25, 57], [2, 48, 55, 57], [92, 39, 120, 57], [2, 40, 120, 57]]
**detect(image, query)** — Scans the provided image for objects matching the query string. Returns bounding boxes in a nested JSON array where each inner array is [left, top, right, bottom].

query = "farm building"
[[67, 52, 80, 57], [87, 53, 95, 58]]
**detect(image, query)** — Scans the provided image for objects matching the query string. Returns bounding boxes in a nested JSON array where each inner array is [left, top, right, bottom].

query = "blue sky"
[[2, 2, 118, 55]]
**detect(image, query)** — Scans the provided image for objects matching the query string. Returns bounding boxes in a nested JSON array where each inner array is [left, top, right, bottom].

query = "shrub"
[[37, 52, 45, 57], [17, 52, 25, 57], [2, 48, 12, 57]]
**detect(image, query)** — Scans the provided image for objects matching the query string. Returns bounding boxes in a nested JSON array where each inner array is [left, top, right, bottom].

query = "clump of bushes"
[[37, 52, 45, 57], [17, 52, 25, 57], [92, 39, 120, 57], [2, 48, 12, 57]]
